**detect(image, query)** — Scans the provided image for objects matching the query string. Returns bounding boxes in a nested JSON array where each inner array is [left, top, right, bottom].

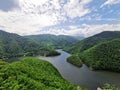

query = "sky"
[[0, 0, 120, 37]]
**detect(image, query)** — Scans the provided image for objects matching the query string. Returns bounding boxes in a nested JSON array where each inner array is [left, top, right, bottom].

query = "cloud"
[[0, 0, 19, 11], [101, 0, 120, 8], [83, 24, 120, 37], [0, 0, 120, 37], [36, 28, 84, 36], [0, 10, 62, 35], [0, 0, 93, 35], [0, 0, 66, 35], [33, 24, 120, 37], [64, 0, 92, 18], [66, 24, 120, 37]]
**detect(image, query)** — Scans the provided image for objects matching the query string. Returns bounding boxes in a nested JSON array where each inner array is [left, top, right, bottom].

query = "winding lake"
[[37, 49, 120, 90]]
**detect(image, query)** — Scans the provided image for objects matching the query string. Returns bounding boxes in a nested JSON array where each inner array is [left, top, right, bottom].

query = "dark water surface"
[[37, 49, 120, 90]]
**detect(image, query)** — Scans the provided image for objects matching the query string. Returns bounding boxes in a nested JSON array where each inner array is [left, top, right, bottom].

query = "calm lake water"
[[37, 49, 120, 90]]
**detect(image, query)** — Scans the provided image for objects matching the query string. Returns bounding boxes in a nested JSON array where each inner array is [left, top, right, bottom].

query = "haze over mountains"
[[26, 34, 80, 48]]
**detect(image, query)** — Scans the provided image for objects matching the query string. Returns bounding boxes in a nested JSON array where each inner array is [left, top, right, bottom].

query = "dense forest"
[[65, 31, 120, 54], [0, 30, 60, 59], [67, 54, 82, 67], [0, 57, 86, 90], [80, 38, 120, 72], [65, 31, 120, 72], [26, 34, 79, 48], [0, 57, 118, 90], [0, 30, 120, 89]]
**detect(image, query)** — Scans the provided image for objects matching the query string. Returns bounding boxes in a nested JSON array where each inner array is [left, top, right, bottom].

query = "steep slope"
[[26, 34, 79, 48], [0, 30, 59, 59], [80, 38, 120, 72], [65, 31, 120, 54], [0, 57, 85, 90]]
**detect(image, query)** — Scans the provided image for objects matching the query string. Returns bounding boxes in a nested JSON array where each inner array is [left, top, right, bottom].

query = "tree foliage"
[[65, 31, 120, 72], [67, 54, 82, 67], [0, 30, 60, 59], [80, 38, 120, 72], [65, 31, 120, 54], [0, 57, 80, 90], [26, 34, 79, 48]]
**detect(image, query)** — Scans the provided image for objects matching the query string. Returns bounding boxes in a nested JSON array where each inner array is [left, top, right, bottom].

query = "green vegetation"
[[67, 54, 82, 67], [0, 30, 60, 59], [45, 50, 60, 56], [26, 34, 79, 48], [102, 83, 120, 90], [80, 38, 120, 72], [0, 57, 84, 90], [65, 31, 120, 54], [64, 31, 120, 72]]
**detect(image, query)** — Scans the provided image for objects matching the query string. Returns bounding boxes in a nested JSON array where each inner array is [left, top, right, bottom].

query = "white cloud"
[[0, 9, 61, 35], [49, 24, 120, 37], [0, 0, 93, 35], [34, 24, 120, 37], [64, 0, 92, 19], [0, 0, 120, 37], [0, 0, 66, 35], [69, 25, 78, 29], [101, 0, 120, 8], [83, 24, 120, 37], [38, 28, 84, 36]]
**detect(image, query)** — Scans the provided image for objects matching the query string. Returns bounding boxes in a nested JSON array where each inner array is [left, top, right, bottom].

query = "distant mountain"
[[80, 38, 120, 72], [26, 34, 79, 48], [65, 31, 120, 54], [0, 30, 59, 59], [72, 35, 84, 40]]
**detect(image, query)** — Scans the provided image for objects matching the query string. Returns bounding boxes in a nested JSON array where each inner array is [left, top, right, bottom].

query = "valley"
[[0, 30, 120, 90], [1, 0, 120, 89]]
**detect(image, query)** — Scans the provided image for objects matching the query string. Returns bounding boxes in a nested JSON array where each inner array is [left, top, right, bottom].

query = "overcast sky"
[[0, 0, 120, 37]]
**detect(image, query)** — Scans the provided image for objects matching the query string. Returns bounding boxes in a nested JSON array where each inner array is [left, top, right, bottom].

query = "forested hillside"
[[67, 54, 82, 67], [0, 30, 60, 59], [26, 34, 79, 48], [65, 31, 120, 54], [0, 57, 85, 90], [80, 38, 120, 72], [65, 31, 120, 72]]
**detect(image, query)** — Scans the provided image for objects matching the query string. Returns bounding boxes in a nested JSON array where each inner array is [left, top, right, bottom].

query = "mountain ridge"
[[64, 31, 120, 54], [26, 34, 80, 48], [0, 30, 59, 59]]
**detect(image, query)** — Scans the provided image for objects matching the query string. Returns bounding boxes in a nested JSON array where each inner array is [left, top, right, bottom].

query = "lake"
[[37, 49, 120, 90]]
